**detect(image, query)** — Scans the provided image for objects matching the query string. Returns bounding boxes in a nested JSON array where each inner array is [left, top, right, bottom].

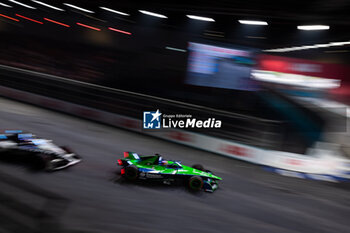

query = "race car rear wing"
[[117, 152, 140, 166], [123, 152, 140, 160]]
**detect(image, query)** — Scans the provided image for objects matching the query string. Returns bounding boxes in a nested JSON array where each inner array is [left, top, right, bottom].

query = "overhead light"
[[289, 47, 303, 51], [44, 18, 70, 27], [0, 2, 12, 7], [283, 48, 294, 51], [329, 42, 343, 46], [0, 13, 19, 21], [187, 15, 214, 22], [63, 3, 94, 13], [264, 40, 350, 53], [76, 22, 100, 31], [329, 41, 350, 46], [273, 48, 287, 52], [8, 0, 36, 9], [165, 47, 187, 52], [239, 20, 268, 25], [15, 14, 43, 24], [314, 44, 330, 48], [139, 10, 167, 18], [31, 0, 64, 11], [108, 27, 131, 35], [297, 25, 329, 30], [100, 7, 129, 16], [299, 45, 317, 49]]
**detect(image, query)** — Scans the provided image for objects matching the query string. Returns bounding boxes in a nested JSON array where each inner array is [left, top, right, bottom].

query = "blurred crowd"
[[0, 39, 117, 85]]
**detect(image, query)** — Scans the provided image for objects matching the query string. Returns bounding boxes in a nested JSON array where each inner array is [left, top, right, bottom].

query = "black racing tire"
[[30, 154, 47, 170], [188, 176, 204, 191], [192, 164, 204, 171], [123, 165, 139, 181]]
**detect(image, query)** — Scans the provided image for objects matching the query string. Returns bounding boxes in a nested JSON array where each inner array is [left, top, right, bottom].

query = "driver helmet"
[[160, 160, 169, 165], [155, 153, 168, 165]]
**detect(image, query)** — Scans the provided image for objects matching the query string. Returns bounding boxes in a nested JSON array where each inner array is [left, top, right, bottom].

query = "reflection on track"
[[0, 97, 350, 233]]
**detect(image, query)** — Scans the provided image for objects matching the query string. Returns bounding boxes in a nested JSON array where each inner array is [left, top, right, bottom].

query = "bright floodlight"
[[329, 41, 350, 46], [100, 7, 129, 16], [139, 10, 167, 18], [165, 47, 187, 52], [63, 3, 94, 13], [239, 20, 268, 25], [298, 45, 317, 49], [31, 0, 64, 11], [314, 44, 330, 48], [0, 2, 12, 7], [187, 15, 215, 22], [297, 25, 330, 30], [8, 0, 36, 9]]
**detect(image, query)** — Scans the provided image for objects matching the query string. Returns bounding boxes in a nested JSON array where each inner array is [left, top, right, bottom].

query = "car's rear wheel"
[[188, 176, 204, 191], [192, 164, 204, 171], [29, 154, 47, 170], [123, 165, 139, 181]]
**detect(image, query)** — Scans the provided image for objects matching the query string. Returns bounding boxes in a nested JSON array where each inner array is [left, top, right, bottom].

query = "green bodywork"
[[121, 152, 222, 180]]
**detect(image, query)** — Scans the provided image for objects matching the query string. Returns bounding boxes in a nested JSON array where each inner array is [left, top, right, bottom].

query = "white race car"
[[0, 130, 81, 171]]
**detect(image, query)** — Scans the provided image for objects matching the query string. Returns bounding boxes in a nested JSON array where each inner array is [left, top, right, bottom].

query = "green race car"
[[117, 152, 222, 192]]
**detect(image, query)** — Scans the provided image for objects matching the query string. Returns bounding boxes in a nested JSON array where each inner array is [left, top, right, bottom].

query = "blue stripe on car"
[[138, 168, 154, 172], [5, 130, 23, 133]]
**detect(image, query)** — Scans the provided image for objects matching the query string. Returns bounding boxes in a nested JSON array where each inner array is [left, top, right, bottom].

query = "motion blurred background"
[[0, 1, 350, 233], [1, 0, 349, 151]]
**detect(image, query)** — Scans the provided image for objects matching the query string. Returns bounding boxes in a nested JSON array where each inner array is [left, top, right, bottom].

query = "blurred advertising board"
[[186, 42, 259, 91]]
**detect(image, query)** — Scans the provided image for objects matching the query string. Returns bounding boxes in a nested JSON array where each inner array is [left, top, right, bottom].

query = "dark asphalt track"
[[0, 97, 350, 233]]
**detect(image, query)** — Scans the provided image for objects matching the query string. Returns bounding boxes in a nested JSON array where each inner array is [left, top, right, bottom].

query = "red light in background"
[[0, 13, 19, 22], [44, 18, 70, 27], [121, 168, 125, 175], [76, 22, 100, 31], [15, 14, 43, 24], [261, 60, 287, 71], [108, 27, 131, 35]]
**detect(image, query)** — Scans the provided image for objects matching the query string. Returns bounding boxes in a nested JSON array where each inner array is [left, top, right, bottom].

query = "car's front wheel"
[[188, 176, 204, 191]]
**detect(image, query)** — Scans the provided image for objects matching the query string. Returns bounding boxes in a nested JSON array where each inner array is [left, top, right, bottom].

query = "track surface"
[[0, 97, 350, 233]]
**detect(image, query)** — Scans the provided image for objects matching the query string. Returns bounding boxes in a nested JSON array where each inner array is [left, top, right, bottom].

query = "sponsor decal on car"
[[140, 172, 163, 178]]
